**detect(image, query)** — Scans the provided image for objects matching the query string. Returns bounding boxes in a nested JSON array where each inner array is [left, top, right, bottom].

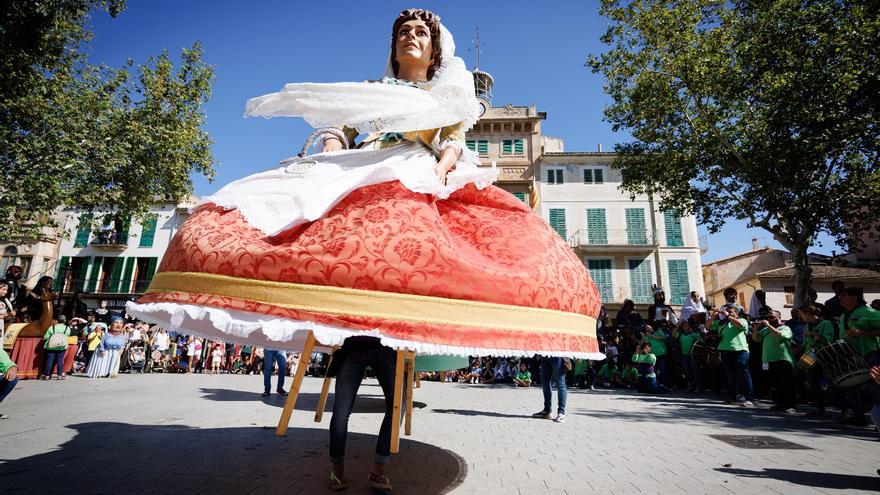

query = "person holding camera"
[[752, 310, 796, 414], [632, 342, 667, 394], [712, 306, 754, 407]]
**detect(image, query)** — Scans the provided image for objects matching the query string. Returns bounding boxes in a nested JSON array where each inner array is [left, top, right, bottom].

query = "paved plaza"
[[0, 374, 878, 494]]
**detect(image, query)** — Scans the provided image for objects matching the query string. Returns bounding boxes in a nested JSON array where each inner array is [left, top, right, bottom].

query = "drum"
[[814, 340, 870, 388], [796, 349, 817, 372]]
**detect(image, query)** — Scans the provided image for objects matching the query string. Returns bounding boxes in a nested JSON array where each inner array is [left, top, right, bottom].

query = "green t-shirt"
[[515, 370, 532, 381], [678, 332, 701, 356], [622, 367, 639, 382], [715, 317, 749, 352], [643, 330, 667, 356], [573, 359, 589, 375], [43, 324, 71, 350], [598, 363, 618, 379], [839, 305, 880, 356], [0, 347, 16, 375], [631, 353, 657, 378], [756, 325, 794, 365], [803, 320, 834, 353]]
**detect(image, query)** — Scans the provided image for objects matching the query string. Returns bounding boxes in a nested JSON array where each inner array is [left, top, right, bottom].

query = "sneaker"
[[368, 472, 393, 493], [532, 410, 551, 419], [780, 408, 797, 415], [739, 401, 754, 408], [0, 414, 8, 420], [276, 389, 288, 396], [261, 391, 270, 397], [328, 470, 347, 491], [554, 413, 566, 423]]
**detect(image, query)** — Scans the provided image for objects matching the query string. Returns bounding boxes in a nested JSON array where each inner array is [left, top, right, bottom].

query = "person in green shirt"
[[42, 315, 71, 380], [631, 342, 667, 394], [596, 360, 620, 388], [838, 288, 880, 425], [642, 324, 668, 386], [0, 347, 18, 419], [675, 321, 703, 392], [621, 362, 639, 389], [752, 310, 796, 413], [710, 306, 754, 406], [513, 362, 532, 387], [799, 304, 835, 416]]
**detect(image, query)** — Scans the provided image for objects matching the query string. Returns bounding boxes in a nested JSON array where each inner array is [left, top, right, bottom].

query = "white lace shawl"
[[244, 23, 479, 133]]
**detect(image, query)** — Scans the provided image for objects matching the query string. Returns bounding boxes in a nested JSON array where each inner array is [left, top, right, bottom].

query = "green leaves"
[[0, 1, 214, 240]]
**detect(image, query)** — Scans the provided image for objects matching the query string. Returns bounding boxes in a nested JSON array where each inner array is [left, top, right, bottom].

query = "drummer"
[[799, 305, 834, 416], [838, 287, 880, 426], [752, 311, 796, 414]]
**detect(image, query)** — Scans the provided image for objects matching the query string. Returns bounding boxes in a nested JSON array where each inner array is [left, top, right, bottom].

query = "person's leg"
[[768, 362, 783, 408], [552, 358, 567, 415], [0, 377, 17, 403], [329, 354, 367, 469], [275, 352, 287, 392], [55, 348, 66, 377], [262, 350, 275, 393], [367, 346, 399, 469], [807, 365, 825, 414], [736, 351, 754, 402], [43, 351, 56, 378], [540, 357, 552, 414], [655, 355, 667, 386], [780, 362, 796, 410], [720, 352, 737, 402]]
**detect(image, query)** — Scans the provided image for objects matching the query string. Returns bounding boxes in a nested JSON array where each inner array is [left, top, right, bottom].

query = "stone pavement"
[[0, 373, 878, 495]]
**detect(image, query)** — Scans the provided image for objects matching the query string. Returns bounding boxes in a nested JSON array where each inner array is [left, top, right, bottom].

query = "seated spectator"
[[512, 362, 532, 387], [573, 359, 595, 389], [641, 324, 668, 386], [596, 360, 620, 388], [632, 342, 668, 394], [462, 361, 483, 384], [621, 362, 639, 389]]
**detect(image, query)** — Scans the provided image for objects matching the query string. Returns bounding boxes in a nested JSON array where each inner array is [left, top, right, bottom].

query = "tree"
[[0, 0, 214, 240], [588, 0, 880, 307]]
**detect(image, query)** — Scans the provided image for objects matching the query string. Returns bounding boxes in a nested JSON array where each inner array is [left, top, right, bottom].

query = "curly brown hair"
[[390, 9, 442, 80]]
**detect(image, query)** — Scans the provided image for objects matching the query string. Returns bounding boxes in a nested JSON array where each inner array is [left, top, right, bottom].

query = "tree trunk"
[[792, 243, 813, 308]]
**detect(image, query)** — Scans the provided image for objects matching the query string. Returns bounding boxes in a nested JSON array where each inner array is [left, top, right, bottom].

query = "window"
[[53, 256, 91, 292], [664, 210, 683, 247], [667, 260, 690, 304], [466, 139, 488, 156], [74, 213, 92, 247], [139, 214, 158, 248], [512, 191, 527, 203], [133, 257, 158, 293], [546, 168, 564, 184], [628, 259, 653, 303], [586, 209, 608, 244], [85, 256, 103, 292], [582, 168, 605, 184], [548, 209, 567, 239], [784, 286, 795, 306], [588, 259, 613, 302], [501, 139, 524, 156], [625, 208, 648, 245], [0, 246, 31, 280]]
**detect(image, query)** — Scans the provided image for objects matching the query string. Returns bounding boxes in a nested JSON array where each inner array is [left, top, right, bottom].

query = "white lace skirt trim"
[[126, 301, 606, 360], [198, 141, 499, 236]]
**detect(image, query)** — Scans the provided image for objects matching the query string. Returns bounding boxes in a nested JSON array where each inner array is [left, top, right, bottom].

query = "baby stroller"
[[124, 339, 147, 373]]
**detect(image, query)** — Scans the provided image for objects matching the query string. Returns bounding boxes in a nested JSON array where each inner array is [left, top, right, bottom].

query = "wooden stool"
[[275, 333, 416, 454]]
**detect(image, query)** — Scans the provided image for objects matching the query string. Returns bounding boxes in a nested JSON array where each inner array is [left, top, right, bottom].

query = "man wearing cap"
[[838, 287, 880, 425]]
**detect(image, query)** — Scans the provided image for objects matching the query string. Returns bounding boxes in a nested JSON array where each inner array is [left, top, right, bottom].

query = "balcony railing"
[[90, 232, 129, 250], [57, 277, 152, 295], [568, 228, 659, 250]]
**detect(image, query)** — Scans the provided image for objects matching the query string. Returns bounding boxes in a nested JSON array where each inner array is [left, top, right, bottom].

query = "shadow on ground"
[[716, 467, 879, 491], [0, 422, 466, 495], [430, 408, 533, 419], [199, 388, 427, 412], [572, 389, 879, 442]]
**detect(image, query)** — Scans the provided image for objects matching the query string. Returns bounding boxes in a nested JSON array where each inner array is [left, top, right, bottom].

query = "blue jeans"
[[540, 357, 567, 415], [637, 375, 667, 394], [262, 350, 287, 393], [44, 349, 66, 377], [0, 377, 17, 403], [655, 354, 668, 385], [329, 342, 399, 465], [720, 350, 753, 402], [682, 355, 702, 391]]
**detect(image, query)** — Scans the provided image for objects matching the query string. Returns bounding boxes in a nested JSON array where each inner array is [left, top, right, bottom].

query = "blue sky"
[[84, 0, 837, 262]]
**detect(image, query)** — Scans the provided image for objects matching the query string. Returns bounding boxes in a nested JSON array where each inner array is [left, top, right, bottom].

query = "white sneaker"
[[554, 413, 566, 423]]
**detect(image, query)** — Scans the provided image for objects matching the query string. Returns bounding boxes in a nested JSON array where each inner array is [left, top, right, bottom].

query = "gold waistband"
[[146, 271, 597, 337]]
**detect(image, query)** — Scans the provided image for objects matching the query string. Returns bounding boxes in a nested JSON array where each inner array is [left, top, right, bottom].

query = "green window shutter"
[[625, 208, 647, 245], [85, 256, 103, 292], [547, 169, 556, 184], [466, 140, 476, 152], [477, 140, 488, 155], [588, 260, 613, 302], [54, 256, 70, 292], [664, 210, 683, 247], [594, 169, 604, 184], [74, 213, 92, 247], [119, 215, 131, 245], [583, 169, 593, 184], [628, 259, 653, 303], [548, 209, 567, 239], [107, 257, 124, 293], [119, 257, 136, 293], [501, 140, 512, 155], [514, 139, 524, 155], [144, 257, 158, 286], [139, 214, 158, 247], [555, 169, 564, 184], [512, 192, 526, 203], [76, 256, 91, 291], [667, 260, 690, 305], [586, 209, 608, 244]]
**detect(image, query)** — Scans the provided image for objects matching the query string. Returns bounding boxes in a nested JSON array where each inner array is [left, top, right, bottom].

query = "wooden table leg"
[[275, 332, 316, 437], [405, 351, 415, 436], [314, 346, 338, 423], [389, 349, 406, 453]]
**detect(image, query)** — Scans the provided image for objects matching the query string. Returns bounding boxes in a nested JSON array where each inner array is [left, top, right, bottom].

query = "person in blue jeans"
[[261, 349, 287, 397], [328, 336, 398, 492], [533, 356, 567, 423], [712, 306, 754, 406], [0, 347, 18, 419]]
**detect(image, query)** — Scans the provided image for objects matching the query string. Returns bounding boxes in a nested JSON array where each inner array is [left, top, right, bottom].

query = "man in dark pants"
[[328, 337, 399, 492], [532, 355, 568, 423]]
